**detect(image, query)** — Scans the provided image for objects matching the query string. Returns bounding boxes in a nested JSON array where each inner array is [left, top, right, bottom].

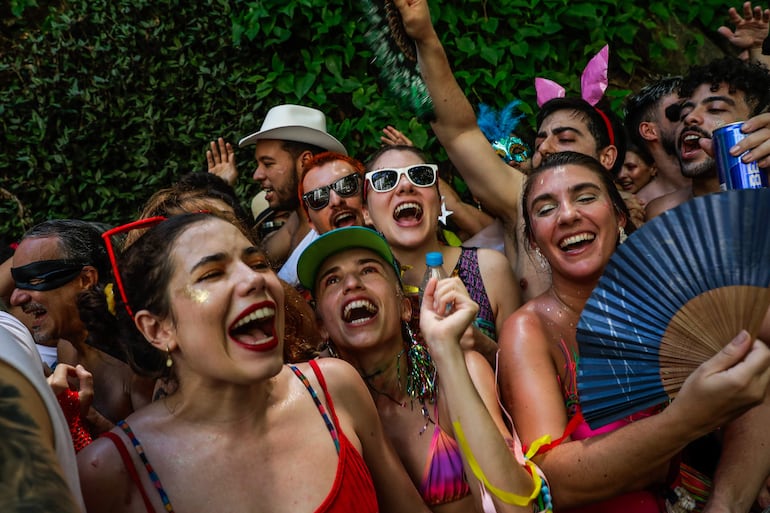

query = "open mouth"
[[617, 179, 634, 191], [393, 202, 423, 224], [229, 303, 278, 350], [341, 299, 378, 325], [679, 129, 709, 160], [22, 304, 47, 320], [332, 210, 358, 228], [559, 232, 596, 252]]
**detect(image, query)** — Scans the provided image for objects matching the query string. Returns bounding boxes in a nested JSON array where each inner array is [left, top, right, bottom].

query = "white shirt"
[[0, 312, 85, 511], [277, 228, 319, 288]]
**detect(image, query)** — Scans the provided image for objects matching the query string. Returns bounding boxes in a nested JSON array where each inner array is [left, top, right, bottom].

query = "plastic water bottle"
[[418, 251, 448, 307]]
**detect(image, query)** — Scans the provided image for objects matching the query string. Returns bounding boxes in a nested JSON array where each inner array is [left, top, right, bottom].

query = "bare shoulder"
[[77, 434, 124, 477], [499, 301, 549, 352], [77, 433, 132, 511], [476, 246, 514, 271], [295, 358, 368, 404], [645, 188, 692, 219]]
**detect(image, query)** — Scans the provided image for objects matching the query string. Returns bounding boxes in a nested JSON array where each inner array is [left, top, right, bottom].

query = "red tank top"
[[103, 359, 379, 513]]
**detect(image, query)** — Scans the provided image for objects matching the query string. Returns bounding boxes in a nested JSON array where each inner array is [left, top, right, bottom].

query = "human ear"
[[79, 266, 99, 290], [638, 121, 657, 142], [400, 293, 412, 322], [134, 310, 176, 352], [598, 145, 618, 171]]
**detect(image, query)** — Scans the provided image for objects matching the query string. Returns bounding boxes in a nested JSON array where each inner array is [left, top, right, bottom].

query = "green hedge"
[[0, 0, 734, 242]]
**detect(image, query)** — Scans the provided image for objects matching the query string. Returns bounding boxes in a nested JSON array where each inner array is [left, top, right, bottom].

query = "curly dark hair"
[[678, 57, 770, 117]]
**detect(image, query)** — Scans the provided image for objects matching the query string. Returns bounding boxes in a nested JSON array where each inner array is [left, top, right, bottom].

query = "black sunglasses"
[[302, 173, 362, 210], [365, 164, 438, 193]]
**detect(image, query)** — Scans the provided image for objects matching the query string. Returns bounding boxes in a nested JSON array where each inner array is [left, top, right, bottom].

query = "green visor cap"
[[297, 226, 400, 292]]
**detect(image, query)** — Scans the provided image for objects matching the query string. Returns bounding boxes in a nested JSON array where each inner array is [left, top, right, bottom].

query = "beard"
[[678, 155, 716, 179], [272, 170, 301, 211], [660, 129, 678, 156]]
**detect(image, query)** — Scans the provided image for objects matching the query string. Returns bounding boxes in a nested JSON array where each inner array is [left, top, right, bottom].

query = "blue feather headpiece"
[[477, 100, 530, 164]]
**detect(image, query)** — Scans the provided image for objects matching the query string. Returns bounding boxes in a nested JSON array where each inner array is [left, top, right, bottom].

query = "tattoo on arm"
[[0, 381, 80, 512]]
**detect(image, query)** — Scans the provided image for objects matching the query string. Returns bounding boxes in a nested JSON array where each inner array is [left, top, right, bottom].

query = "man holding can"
[[646, 56, 770, 218], [646, 54, 770, 512]]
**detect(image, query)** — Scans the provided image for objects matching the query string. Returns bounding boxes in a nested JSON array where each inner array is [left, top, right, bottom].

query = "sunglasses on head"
[[302, 173, 361, 210], [365, 164, 438, 193]]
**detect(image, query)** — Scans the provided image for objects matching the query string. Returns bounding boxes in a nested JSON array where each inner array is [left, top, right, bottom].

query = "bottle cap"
[[425, 251, 444, 267]]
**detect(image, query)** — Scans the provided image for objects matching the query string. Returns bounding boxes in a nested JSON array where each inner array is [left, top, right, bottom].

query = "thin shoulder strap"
[[308, 359, 343, 432], [116, 420, 175, 513], [290, 360, 341, 453], [102, 431, 157, 513]]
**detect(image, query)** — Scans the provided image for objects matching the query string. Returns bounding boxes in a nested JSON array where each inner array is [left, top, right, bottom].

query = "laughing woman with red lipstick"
[[363, 145, 520, 364], [76, 213, 429, 513]]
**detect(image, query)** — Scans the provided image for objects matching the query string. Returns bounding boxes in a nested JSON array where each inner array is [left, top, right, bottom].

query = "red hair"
[[298, 151, 365, 218]]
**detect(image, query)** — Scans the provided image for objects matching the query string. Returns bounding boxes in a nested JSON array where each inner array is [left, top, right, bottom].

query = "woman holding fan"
[[496, 151, 770, 512]]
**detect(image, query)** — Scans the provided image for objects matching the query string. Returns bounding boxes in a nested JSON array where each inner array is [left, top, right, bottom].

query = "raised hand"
[[419, 276, 478, 359], [392, 0, 435, 41], [206, 137, 238, 186], [718, 2, 770, 52], [381, 125, 414, 146], [671, 330, 770, 435]]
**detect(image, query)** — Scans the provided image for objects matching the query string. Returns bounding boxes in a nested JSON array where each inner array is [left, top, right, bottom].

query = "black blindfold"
[[11, 259, 86, 291]]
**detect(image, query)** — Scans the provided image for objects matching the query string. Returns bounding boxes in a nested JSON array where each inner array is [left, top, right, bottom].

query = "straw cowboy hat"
[[238, 104, 347, 155]]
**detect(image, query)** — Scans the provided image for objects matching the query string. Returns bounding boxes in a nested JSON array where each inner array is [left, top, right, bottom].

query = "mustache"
[[21, 302, 46, 314], [679, 126, 711, 141]]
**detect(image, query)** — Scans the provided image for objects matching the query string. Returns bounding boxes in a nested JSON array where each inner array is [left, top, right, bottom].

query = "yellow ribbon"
[[442, 229, 463, 247], [104, 283, 116, 316], [453, 421, 542, 506], [525, 434, 553, 460]]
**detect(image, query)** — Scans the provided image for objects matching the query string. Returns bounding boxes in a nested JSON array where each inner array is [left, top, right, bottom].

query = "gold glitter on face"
[[184, 285, 210, 304]]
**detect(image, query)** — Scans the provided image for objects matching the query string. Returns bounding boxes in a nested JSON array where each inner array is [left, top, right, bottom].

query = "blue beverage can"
[[712, 122, 768, 190]]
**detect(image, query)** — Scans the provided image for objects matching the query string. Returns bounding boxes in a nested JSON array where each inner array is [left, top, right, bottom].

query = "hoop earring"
[[618, 226, 628, 245], [165, 345, 173, 368]]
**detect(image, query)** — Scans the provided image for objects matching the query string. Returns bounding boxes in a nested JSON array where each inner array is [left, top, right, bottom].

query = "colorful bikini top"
[[418, 405, 471, 506], [103, 360, 378, 513], [453, 247, 497, 340]]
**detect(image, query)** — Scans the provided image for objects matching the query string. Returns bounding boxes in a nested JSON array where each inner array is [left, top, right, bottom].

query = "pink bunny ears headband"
[[535, 45, 615, 146]]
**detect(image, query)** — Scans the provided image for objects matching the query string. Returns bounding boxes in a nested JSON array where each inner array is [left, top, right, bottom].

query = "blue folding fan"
[[576, 188, 770, 429]]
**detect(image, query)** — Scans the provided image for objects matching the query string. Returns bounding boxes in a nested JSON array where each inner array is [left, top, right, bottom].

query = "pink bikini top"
[[418, 405, 471, 506]]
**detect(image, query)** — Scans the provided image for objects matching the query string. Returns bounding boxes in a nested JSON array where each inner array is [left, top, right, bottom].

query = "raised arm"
[[394, 0, 523, 223], [421, 277, 536, 512]]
